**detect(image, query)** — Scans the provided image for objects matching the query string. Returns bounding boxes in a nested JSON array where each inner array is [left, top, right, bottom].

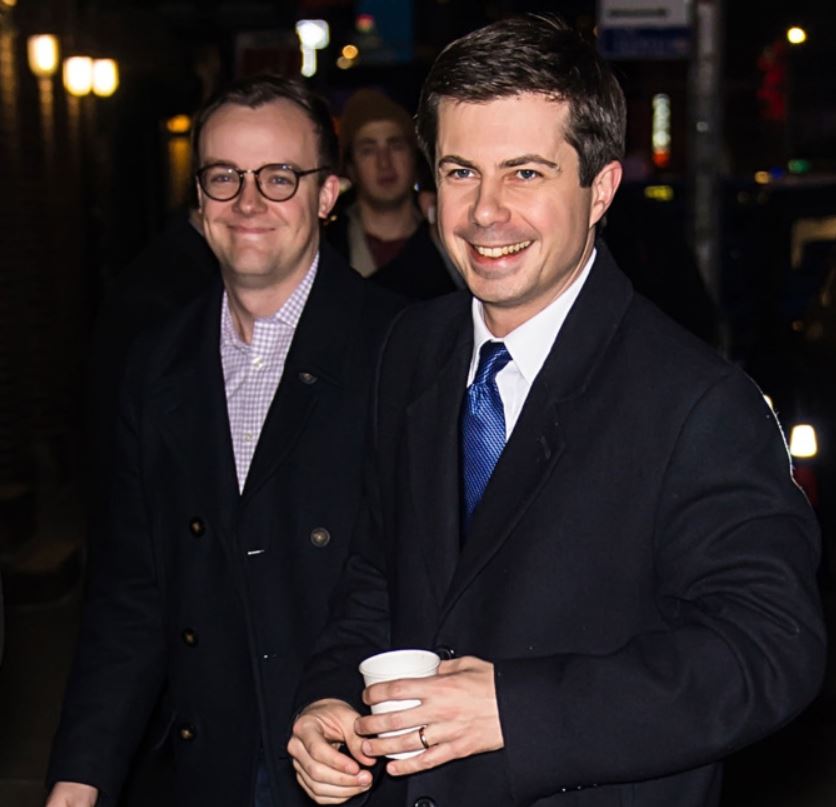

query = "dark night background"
[[1, 1, 835, 805]]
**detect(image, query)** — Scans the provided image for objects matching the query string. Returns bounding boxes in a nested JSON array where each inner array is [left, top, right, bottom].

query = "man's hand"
[[45, 781, 99, 807], [356, 656, 504, 776], [288, 698, 376, 804]]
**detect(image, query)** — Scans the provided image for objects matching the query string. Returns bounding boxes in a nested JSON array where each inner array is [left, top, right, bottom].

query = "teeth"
[[474, 241, 531, 258]]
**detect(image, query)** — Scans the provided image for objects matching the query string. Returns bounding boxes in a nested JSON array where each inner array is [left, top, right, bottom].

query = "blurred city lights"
[[651, 93, 671, 168], [786, 26, 807, 45], [296, 20, 329, 78], [644, 185, 674, 202], [92, 58, 119, 97], [62, 56, 93, 96], [296, 20, 330, 50], [166, 114, 192, 135], [789, 424, 817, 459], [27, 35, 60, 78], [342, 44, 359, 60], [356, 13, 375, 33], [754, 170, 771, 184]]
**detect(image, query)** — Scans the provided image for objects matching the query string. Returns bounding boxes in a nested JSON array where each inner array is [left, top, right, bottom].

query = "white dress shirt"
[[467, 248, 596, 439]]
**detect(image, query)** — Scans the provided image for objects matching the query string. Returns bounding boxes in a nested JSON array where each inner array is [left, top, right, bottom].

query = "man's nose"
[[234, 173, 267, 213], [376, 147, 393, 170], [471, 177, 510, 228]]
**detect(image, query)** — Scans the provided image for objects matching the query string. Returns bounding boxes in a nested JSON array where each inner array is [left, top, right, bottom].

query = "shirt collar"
[[469, 247, 596, 385], [221, 252, 320, 348]]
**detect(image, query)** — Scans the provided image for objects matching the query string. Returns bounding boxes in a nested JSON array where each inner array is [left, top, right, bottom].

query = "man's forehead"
[[354, 118, 409, 142], [435, 94, 571, 160], [200, 99, 317, 159]]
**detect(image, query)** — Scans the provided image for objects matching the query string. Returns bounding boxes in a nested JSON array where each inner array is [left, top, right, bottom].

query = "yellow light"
[[763, 394, 774, 410], [336, 56, 356, 70], [296, 20, 330, 50], [787, 26, 807, 45], [92, 58, 119, 97], [27, 35, 60, 78], [754, 171, 771, 185], [789, 424, 817, 459], [63, 56, 93, 96], [341, 44, 359, 60], [643, 185, 674, 202], [166, 114, 192, 135], [0, 0, 18, 7]]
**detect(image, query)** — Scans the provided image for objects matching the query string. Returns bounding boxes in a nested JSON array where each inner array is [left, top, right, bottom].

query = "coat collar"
[[404, 242, 635, 614]]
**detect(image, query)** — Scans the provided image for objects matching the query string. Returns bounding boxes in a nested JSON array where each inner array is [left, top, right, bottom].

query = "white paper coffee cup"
[[359, 649, 440, 759]]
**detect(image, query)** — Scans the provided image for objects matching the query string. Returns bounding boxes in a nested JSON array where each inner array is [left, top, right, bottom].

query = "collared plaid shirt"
[[220, 255, 318, 491]]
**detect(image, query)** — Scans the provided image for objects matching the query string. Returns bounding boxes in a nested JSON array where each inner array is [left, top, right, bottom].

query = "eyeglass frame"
[[195, 162, 332, 203]]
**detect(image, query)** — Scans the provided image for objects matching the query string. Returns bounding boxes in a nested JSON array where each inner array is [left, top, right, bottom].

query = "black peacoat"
[[297, 243, 826, 807], [47, 244, 404, 807]]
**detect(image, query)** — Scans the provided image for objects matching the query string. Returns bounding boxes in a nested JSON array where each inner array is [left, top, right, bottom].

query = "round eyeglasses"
[[196, 163, 331, 203]]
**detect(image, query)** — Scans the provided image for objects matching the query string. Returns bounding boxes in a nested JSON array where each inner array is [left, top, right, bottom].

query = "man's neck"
[[223, 267, 309, 344], [356, 197, 419, 241]]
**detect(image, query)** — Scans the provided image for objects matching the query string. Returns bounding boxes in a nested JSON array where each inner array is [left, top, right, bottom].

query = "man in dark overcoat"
[[288, 16, 826, 807], [45, 75, 402, 807]]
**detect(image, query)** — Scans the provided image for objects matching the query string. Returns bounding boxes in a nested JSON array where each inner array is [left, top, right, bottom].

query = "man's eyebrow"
[[502, 154, 559, 170], [437, 154, 559, 171], [437, 155, 478, 170]]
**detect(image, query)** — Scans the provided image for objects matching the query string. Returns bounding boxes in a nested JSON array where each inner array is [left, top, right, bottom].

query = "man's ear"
[[588, 160, 622, 228], [318, 174, 342, 219]]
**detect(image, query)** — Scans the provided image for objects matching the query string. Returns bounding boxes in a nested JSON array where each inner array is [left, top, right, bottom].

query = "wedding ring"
[[418, 726, 430, 750]]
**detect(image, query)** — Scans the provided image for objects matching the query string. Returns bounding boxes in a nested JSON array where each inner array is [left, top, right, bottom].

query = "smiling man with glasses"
[[45, 75, 404, 807]]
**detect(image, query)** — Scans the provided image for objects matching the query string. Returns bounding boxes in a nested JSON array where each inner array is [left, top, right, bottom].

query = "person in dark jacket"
[[325, 88, 460, 300], [288, 15, 825, 807], [45, 74, 403, 807]]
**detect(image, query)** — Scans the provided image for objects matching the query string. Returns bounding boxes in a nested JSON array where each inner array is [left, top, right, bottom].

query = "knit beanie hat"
[[339, 89, 416, 170]]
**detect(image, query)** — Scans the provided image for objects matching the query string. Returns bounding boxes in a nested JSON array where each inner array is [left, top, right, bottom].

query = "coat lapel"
[[150, 283, 240, 552], [441, 243, 635, 616], [405, 314, 472, 606], [241, 247, 359, 502]]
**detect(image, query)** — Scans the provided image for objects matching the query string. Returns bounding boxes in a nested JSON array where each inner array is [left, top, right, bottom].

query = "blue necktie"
[[461, 341, 511, 529]]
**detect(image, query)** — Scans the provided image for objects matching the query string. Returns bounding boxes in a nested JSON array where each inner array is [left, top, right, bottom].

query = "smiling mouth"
[[472, 240, 532, 258]]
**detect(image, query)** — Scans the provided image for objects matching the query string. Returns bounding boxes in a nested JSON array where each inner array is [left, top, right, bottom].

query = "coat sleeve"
[[495, 370, 826, 804], [46, 352, 167, 799]]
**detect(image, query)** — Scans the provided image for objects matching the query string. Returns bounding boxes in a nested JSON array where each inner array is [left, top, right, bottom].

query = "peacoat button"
[[413, 798, 436, 807], [310, 527, 331, 548], [189, 517, 205, 537], [178, 724, 196, 742], [181, 628, 198, 647], [298, 371, 318, 385], [436, 645, 455, 661]]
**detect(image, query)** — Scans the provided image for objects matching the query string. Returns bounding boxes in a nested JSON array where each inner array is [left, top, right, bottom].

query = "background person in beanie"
[[325, 88, 460, 299]]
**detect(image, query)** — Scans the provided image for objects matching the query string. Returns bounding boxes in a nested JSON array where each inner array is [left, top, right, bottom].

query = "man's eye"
[[209, 172, 234, 184], [447, 168, 473, 180], [265, 173, 293, 185], [515, 169, 542, 180]]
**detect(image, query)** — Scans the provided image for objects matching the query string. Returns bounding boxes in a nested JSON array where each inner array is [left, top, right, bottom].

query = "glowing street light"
[[295, 19, 330, 78], [786, 26, 807, 45], [27, 34, 60, 77], [92, 58, 119, 97], [63, 56, 93, 96]]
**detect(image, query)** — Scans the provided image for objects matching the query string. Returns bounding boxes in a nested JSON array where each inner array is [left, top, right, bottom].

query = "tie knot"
[[473, 341, 511, 386]]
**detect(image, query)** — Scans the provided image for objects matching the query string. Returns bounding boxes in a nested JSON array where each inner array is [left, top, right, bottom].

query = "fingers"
[[288, 701, 375, 803], [45, 782, 99, 807]]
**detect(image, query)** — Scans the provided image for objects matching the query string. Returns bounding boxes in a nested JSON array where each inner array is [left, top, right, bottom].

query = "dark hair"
[[192, 74, 338, 181], [416, 14, 626, 187]]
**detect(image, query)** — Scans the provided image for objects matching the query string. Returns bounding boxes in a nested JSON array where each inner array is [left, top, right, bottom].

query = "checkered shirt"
[[220, 256, 318, 491]]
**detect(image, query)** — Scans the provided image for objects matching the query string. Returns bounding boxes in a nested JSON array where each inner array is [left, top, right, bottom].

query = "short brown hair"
[[192, 74, 338, 180], [416, 14, 625, 187]]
